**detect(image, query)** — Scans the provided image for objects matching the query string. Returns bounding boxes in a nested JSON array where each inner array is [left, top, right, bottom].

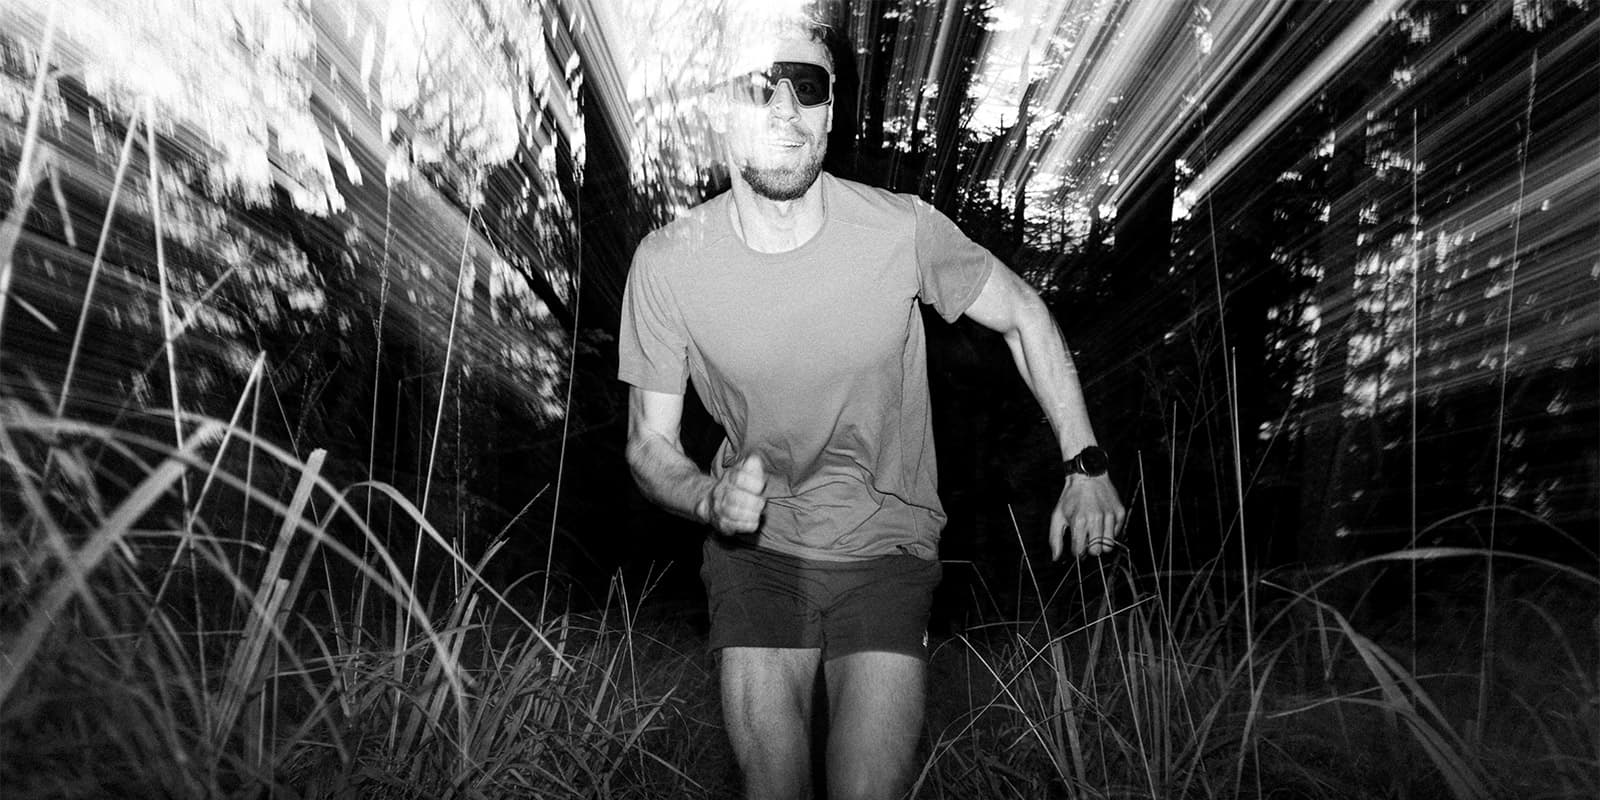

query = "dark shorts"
[[700, 540, 943, 661]]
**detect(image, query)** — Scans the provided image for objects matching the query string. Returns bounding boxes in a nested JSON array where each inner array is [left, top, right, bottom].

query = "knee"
[[825, 724, 919, 800], [742, 766, 812, 800], [827, 762, 911, 800]]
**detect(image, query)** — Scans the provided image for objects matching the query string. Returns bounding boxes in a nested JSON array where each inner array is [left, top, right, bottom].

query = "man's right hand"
[[699, 453, 767, 534]]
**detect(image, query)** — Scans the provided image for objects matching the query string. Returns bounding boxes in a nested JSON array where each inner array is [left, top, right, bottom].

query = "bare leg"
[[823, 651, 926, 800], [720, 647, 822, 800]]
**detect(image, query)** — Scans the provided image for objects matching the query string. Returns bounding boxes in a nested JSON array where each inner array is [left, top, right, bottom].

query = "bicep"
[[961, 262, 1043, 335]]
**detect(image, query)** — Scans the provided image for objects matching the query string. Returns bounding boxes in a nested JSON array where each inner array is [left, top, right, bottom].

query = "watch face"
[[1075, 446, 1109, 477]]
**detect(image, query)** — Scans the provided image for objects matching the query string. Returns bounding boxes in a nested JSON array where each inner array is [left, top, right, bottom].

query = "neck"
[[728, 176, 826, 253]]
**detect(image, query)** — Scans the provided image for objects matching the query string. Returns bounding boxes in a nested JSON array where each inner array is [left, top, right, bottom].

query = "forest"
[[0, 0, 1596, 797]]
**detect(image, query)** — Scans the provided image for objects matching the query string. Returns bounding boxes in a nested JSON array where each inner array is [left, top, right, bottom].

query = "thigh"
[[823, 650, 926, 800], [720, 646, 821, 721], [719, 647, 823, 796]]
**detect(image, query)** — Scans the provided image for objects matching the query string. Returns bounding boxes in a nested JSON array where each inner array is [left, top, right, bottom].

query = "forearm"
[[965, 267, 1123, 557], [626, 433, 716, 523], [1002, 301, 1101, 461]]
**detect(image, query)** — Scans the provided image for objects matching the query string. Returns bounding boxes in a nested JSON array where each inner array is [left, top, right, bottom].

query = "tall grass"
[[0, 398, 690, 799], [6, 389, 1593, 798], [908, 526, 1598, 799]]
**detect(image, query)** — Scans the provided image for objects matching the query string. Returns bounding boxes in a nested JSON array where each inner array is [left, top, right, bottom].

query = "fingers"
[[711, 454, 767, 534], [1078, 508, 1121, 557], [1058, 478, 1127, 559], [732, 453, 767, 494], [1048, 507, 1067, 561]]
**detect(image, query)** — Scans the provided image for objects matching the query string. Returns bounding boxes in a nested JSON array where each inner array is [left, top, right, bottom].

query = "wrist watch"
[[1064, 445, 1109, 478]]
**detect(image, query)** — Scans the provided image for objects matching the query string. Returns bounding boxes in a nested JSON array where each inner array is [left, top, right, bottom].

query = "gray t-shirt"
[[618, 172, 997, 561]]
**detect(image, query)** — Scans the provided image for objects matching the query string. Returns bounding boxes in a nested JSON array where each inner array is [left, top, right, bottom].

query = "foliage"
[[0, 0, 572, 213], [907, 539, 1598, 799], [3, 387, 1595, 798], [0, 399, 686, 799]]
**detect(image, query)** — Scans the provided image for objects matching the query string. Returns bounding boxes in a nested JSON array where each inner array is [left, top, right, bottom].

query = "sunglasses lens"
[[737, 62, 831, 108], [774, 63, 831, 106], [740, 73, 777, 105]]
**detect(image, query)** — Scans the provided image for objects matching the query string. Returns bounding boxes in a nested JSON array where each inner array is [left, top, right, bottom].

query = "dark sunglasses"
[[732, 61, 834, 108]]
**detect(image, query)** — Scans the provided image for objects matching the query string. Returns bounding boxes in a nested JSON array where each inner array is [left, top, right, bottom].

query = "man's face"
[[723, 37, 833, 202]]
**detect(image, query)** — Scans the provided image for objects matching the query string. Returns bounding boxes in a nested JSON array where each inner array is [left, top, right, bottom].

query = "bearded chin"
[[740, 153, 825, 202]]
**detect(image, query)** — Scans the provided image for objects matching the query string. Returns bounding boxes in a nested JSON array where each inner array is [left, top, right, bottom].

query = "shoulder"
[[825, 174, 971, 256], [825, 174, 921, 234]]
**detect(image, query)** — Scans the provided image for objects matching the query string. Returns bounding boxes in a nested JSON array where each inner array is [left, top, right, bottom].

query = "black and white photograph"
[[0, 1, 1595, 797]]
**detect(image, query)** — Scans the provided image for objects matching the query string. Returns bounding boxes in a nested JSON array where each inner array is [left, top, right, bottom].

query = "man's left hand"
[[1049, 474, 1127, 560]]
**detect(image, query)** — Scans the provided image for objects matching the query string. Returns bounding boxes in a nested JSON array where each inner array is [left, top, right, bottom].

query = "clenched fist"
[[699, 453, 767, 535]]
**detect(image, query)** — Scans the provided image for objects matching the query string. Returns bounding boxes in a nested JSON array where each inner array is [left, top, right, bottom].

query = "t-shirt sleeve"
[[617, 239, 689, 394], [912, 198, 998, 322]]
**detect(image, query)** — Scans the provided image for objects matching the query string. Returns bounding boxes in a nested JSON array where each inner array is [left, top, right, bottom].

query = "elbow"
[[1013, 290, 1055, 338], [1018, 280, 1050, 316], [624, 436, 650, 488]]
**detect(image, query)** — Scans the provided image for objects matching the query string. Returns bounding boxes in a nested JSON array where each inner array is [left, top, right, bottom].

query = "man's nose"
[[767, 80, 801, 118]]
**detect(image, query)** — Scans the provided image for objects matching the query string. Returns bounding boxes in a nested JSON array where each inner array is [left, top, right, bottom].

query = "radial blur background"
[[0, 0, 1594, 605]]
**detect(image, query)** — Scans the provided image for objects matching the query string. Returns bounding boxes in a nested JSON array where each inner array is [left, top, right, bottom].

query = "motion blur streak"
[[1, 0, 1595, 539], [1174, 0, 1407, 215], [0, 0, 586, 425], [593, 0, 1594, 538]]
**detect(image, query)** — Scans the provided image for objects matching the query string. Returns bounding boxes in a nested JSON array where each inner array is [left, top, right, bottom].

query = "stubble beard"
[[739, 146, 826, 202]]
